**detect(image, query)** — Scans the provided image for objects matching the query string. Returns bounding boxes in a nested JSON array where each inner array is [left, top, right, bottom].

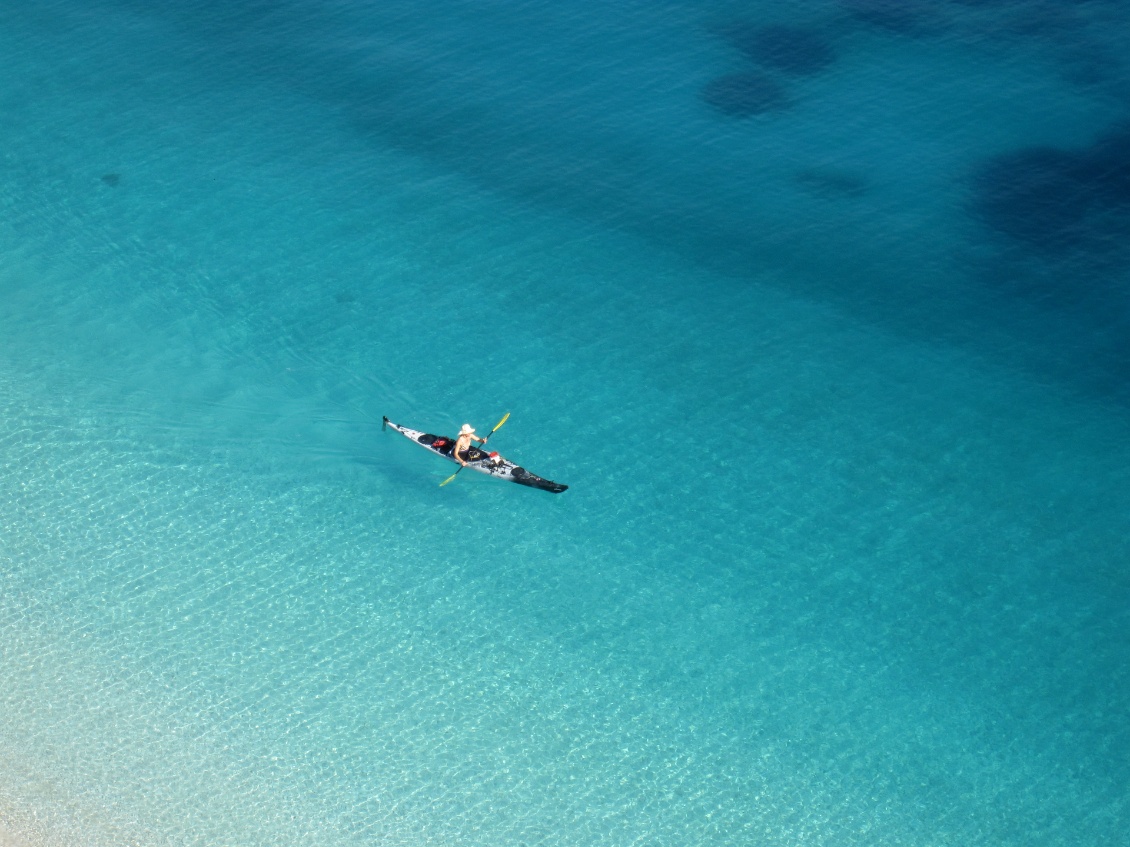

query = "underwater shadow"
[[972, 124, 1130, 255], [114, 0, 1130, 411], [700, 72, 791, 117], [715, 22, 838, 76]]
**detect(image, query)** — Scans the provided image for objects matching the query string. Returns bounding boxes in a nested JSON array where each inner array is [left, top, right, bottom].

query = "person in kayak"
[[453, 423, 487, 466]]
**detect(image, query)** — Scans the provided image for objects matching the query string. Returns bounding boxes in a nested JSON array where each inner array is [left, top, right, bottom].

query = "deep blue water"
[[1, 1, 1128, 845]]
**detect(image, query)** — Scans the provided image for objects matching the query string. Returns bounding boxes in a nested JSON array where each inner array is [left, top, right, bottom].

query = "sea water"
[[1, 1, 1128, 845]]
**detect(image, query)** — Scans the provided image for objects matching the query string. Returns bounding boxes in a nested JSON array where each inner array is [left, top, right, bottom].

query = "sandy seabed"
[[0, 807, 55, 847], [0, 765, 143, 847], [0, 803, 146, 847]]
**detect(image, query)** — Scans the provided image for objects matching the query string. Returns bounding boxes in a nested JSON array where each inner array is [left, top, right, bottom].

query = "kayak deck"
[[383, 417, 568, 494]]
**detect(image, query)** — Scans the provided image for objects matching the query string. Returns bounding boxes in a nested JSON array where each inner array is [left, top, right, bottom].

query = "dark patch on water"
[[1057, 45, 1122, 87], [972, 125, 1130, 253], [794, 168, 867, 199], [946, 0, 1080, 6], [973, 148, 1091, 249], [97, 0, 1130, 409], [334, 290, 356, 304], [840, 0, 939, 34], [701, 72, 790, 117], [101, 173, 121, 187], [1076, 128, 1130, 206], [716, 22, 837, 76], [996, 2, 1085, 38]]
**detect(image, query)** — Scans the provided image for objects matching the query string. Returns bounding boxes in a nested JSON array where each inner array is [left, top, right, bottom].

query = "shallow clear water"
[[1, 1, 1128, 845]]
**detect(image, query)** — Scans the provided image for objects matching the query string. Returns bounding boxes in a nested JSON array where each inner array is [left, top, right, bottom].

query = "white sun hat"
[[459, 424, 476, 436]]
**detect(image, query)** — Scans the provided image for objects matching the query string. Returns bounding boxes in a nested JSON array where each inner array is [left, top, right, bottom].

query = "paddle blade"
[[439, 469, 461, 487]]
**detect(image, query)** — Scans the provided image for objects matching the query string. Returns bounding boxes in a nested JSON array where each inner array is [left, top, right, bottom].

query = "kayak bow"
[[383, 417, 568, 494]]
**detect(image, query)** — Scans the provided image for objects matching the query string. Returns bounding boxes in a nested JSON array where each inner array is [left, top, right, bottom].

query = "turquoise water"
[[2, 1, 1129, 844]]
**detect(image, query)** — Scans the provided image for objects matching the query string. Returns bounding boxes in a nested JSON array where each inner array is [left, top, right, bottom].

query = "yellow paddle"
[[440, 412, 510, 487]]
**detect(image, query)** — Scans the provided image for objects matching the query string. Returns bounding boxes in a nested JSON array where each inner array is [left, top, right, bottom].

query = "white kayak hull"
[[383, 417, 568, 494]]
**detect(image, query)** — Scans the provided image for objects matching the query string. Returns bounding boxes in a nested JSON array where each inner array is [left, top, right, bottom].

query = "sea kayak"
[[383, 417, 568, 494]]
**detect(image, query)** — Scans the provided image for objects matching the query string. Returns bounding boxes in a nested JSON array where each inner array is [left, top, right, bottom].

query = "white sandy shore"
[[0, 800, 142, 847], [0, 807, 55, 847], [0, 826, 40, 847]]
